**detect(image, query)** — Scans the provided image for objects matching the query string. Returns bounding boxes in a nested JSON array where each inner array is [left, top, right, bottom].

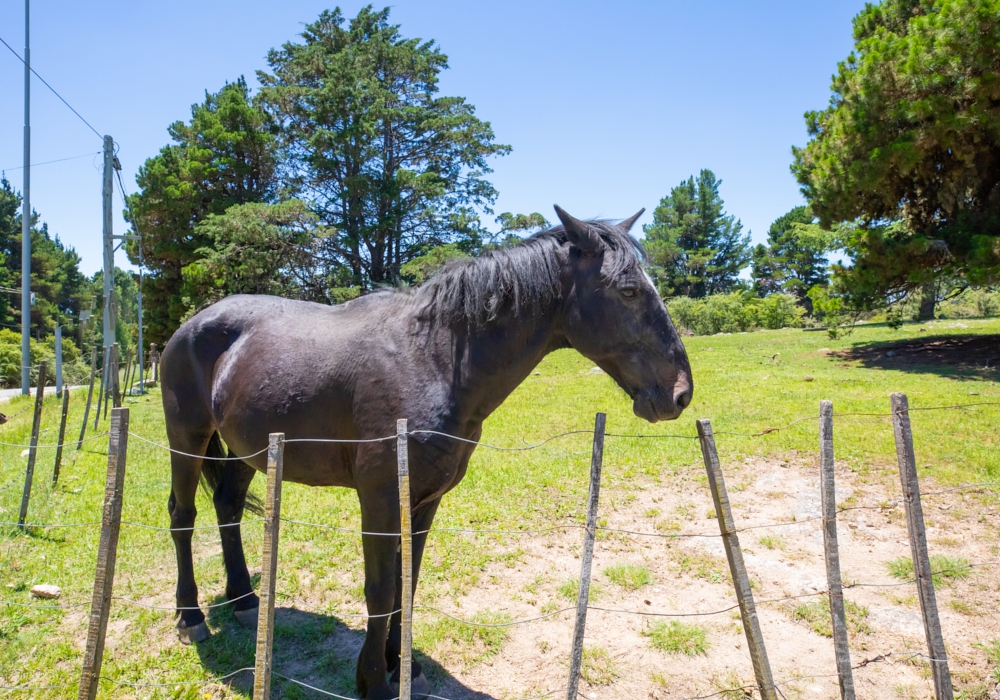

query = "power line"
[[0, 33, 103, 140], [0, 151, 100, 173]]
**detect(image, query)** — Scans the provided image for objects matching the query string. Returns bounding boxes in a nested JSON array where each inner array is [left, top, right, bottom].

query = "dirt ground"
[[375, 455, 1000, 700]]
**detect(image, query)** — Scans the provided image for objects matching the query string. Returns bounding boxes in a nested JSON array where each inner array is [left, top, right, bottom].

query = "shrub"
[[0, 328, 89, 389], [938, 288, 1000, 318], [666, 292, 804, 336], [756, 293, 806, 329]]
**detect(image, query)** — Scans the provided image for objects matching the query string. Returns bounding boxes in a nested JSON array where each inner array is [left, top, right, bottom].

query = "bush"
[[666, 292, 805, 336], [938, 288, 1000, 319], [0, 329, 89, 389]]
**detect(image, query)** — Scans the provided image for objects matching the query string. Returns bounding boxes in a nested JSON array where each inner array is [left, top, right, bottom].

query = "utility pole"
[[136, 272, 144, 394], [102, 136, 115, 352], [21, 0, 31, 395]]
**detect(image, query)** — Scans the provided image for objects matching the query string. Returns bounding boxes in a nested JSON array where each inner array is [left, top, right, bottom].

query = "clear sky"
[[0, 0, 864, 277]]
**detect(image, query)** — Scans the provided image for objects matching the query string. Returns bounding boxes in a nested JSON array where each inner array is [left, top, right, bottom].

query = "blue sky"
[[0, 1, 864, 276]]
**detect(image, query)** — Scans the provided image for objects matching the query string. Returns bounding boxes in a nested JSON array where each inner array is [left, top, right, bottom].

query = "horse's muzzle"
[[632, 381, 692, 423]]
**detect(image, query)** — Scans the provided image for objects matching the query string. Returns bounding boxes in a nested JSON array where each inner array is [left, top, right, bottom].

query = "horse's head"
[[554, 205, 693, 422]]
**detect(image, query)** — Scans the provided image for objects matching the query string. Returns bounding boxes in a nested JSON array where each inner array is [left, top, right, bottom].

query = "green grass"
[[887, 554, 971, 588], [758, 535, 784, 550], [792, 599, 872, 637], [578, 645, 620, 685], [974, 639, 1000, 666], [557, 577, 604, 601], [414, 609, 512, 668], [642, 620, 709, 655], [2, 319, 1000, 695], [603, 563, 652, 591]]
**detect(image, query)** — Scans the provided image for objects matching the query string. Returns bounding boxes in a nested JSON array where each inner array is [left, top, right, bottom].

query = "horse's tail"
[[199, 432, 264, 517]]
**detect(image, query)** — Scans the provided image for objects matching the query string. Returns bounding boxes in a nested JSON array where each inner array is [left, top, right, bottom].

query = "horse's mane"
[[412, 220, 645, 327]]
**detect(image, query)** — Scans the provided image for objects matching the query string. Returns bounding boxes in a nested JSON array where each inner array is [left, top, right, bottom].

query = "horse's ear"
[[554, 205, 601, 253], [618, 208, 645, 233]]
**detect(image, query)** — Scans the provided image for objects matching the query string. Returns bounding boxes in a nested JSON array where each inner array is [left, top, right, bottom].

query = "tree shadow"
[[193, 597, 502, 700], [832, 333, 1000, 381]]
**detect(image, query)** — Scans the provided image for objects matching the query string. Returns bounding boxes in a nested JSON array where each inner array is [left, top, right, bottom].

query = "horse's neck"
[[449, 309, 567, 424]]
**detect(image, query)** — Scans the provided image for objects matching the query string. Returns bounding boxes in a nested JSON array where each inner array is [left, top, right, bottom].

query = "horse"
[[160, 205, 693, 699]]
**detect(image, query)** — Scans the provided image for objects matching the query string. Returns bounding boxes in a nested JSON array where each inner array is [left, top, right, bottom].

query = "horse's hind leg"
[[167, 428, 212, 644], [212, 453, 260, 628]]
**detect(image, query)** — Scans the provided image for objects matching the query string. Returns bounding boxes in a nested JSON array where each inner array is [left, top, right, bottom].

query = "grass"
[[758, 534, 784, 550], [792, 599, 872, 637], [712, 670, 755, 699], [603, 563, 652, 591], [414, 609, 512, 668], [974, 639, 1000, 666], [886, 554, 971, 588], [669, 549, 731, 585], [578, 645, 619, 685], [557, 577, 604, 601], [642, 620, 709, 656], [2, 319, 1000, 695]]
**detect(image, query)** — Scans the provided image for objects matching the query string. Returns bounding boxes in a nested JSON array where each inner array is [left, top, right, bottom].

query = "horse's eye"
[[621, 288, 637, 299]]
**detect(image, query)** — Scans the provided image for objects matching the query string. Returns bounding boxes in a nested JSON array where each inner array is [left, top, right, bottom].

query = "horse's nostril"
[[675, 386, 692, 410]]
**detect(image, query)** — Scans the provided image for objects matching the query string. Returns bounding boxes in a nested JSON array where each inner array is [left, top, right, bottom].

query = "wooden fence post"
[[566, 412, 606, 700], [111, 343, 121, 410], [253, 433, 285, 700], [126, 347, 137, 397], [17, 361, 47, 526], [78, 407, 129, 700], [122, 348, 132, 396], [820, 401, 855, 700], [78, 346, 97, 450], [151, 343, 158, 384], [890, 393, 953, 700], [697, 419, 777, 700], [397, 418, 414, 700], [52, 389, 71, 485], [95, 346, 107, 430]]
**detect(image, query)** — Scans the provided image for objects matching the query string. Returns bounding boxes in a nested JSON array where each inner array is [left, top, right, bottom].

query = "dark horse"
[[160, 206, 693, 699]]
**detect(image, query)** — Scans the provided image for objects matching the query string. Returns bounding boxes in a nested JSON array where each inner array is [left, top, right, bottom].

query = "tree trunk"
[[917, 280, 936, 321]]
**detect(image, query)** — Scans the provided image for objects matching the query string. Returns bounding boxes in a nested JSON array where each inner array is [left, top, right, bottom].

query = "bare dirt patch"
[[833, 333, 1000, 380], [400, 457, 1000, 700]]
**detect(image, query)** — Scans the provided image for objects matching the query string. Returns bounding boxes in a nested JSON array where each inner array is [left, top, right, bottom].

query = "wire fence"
[[1, 399, 998, 698]]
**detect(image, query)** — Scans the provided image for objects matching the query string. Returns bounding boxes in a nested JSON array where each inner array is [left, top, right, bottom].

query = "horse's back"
[[160, 294, 415, 484]]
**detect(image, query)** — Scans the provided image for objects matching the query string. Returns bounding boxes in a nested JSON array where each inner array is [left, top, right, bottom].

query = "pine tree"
[[126, 78, 276, 345], [258, 7, 509, 289], [751, 205, 830, 307], [792, 0, 1000, 319], [644, 169, 751, 298]]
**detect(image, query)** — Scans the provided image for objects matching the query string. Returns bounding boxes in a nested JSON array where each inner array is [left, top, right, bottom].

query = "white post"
[[20, 0, 31, 395], [54, 325, 63, 395]]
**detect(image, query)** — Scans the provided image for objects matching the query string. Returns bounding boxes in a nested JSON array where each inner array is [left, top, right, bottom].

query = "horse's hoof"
[[234, 606, 259, 630], [177, 620, 210, 645], [390, 671, 431, 699]]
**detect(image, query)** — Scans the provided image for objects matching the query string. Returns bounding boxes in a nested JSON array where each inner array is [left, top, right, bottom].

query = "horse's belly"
[[220, 432, 359, 489]]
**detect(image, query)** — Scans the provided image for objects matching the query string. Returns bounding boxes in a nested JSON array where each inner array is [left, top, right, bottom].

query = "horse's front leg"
[[387, 498, 440, 698], [356, 488, 402, 700]]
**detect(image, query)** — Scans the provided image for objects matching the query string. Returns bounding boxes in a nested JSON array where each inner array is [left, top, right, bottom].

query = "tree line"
[[114, 0, 1000, 343], [127, 7, 524, 346], [0, 176, 142, 386]]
